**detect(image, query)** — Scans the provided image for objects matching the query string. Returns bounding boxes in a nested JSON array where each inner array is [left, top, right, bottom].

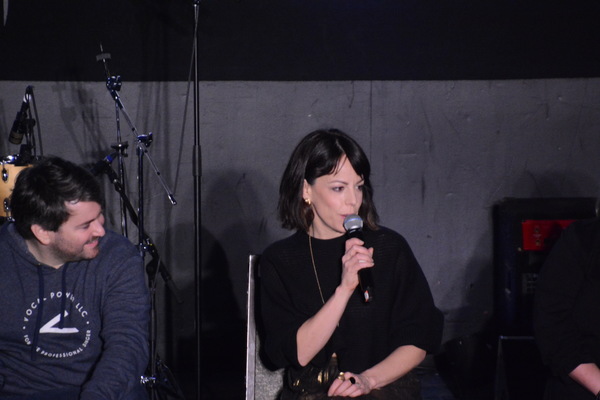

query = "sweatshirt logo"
[[40, 311, 79, 334], [22, 291, 92, 358]]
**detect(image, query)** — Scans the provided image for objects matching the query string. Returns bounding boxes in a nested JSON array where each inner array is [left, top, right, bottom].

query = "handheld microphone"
[[90, 152, 118, 177], [343, 214, 374, 303], [8, 86, 33, 145]]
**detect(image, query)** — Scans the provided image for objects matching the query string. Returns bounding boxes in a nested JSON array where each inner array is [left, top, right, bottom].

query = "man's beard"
[[48, 237, 101, 264]]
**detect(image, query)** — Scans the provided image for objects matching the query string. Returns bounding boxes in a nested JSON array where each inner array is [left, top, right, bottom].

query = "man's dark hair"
[[11, 156, 104, 239]]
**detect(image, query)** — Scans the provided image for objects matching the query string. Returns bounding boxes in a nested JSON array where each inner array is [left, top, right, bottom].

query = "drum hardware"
[[8, 86, 33, 146], [7, 86, 44, 162], [0, 157, 32, 220], [137, 132, 153, 146]]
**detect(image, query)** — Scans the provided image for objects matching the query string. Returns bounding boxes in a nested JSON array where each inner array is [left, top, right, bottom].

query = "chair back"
[[245, 254, 284, 400]]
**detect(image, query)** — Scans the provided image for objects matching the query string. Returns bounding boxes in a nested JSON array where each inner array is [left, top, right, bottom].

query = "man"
[[534, 217, 600, 399], [0, 157, 150, 399]]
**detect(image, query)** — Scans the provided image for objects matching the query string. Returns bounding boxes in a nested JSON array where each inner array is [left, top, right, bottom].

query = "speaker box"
[[493, 197, 597, 336]]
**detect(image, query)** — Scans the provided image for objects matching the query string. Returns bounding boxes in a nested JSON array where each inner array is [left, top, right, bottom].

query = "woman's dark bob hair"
[[278, 128, 379, 231]]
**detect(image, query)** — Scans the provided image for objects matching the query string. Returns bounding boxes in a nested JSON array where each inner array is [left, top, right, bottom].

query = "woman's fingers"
[[327, 372, 370, 397]]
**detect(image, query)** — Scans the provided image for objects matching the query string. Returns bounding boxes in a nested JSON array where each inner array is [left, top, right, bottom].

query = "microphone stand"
[[2, 86, 39, 226], [96, 45, 130, 237], [13, 86, 40, 164], [192, 2, 203, 399], [22, 86, 42, 162], [94, 47, 179, 400]]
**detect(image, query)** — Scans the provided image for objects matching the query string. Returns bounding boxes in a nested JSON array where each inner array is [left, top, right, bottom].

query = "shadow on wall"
[[162, 168, 278, 399], [434, 230, 497, 400], [200, 225, 247, 399], [156, 223, 247, 400], [512, 170, 600, 199]]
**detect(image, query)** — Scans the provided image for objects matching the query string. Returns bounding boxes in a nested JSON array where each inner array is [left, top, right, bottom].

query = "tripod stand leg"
[[143, 356, 186, 400]]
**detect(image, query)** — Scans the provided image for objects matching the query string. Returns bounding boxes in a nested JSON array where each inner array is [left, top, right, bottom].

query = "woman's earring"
[[304, 198, 311, 206]]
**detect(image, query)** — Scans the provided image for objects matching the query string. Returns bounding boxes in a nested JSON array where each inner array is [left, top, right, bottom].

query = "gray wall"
[[2, 78, 600, 389]]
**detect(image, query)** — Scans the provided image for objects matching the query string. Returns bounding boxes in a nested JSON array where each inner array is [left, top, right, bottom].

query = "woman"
[[259, 128, 443, 399]]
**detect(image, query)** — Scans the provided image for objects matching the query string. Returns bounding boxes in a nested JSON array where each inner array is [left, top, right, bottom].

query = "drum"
[[1, 155, 32, 220]]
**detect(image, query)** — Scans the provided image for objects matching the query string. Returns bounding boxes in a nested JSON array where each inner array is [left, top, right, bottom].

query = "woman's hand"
[[569, 363, 600, 397], [296, 238, 374, 366], [327, 371, 375, 397], [340, 237, 374, 292]]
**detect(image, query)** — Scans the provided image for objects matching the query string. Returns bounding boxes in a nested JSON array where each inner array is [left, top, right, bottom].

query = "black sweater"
[[259, 227, 443, 374], [534, 218, 600, 399]]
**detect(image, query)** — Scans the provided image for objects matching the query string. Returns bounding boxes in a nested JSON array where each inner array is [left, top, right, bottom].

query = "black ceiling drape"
[[1, 0, 600, 81]]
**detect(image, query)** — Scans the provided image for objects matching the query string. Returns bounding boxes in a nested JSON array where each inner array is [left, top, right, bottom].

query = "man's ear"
[[30, 224, 53, 246]]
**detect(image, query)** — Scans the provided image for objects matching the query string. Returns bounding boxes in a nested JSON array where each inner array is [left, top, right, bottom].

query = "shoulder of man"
[[98, 230, 141, 259]]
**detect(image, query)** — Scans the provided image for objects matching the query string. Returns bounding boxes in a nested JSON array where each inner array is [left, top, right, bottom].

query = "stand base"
[[143, 357, 186, 400]]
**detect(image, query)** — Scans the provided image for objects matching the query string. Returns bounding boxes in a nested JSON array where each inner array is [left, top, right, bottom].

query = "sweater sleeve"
[[259, 249, 307, 370], [533, 221, 598, 378], [80, 243, 150, 400], [388, 235, 443, 354]]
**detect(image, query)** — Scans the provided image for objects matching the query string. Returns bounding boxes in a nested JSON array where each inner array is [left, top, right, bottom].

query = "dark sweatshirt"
[[534, 218, 600, 399], [0, 222, 150, 400]]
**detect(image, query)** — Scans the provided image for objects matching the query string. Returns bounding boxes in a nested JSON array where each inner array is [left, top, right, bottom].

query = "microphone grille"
[[343, 214, 363, 232]]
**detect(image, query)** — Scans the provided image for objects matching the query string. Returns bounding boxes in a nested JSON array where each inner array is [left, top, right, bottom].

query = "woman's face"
[[303, 156, 364, 239]]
